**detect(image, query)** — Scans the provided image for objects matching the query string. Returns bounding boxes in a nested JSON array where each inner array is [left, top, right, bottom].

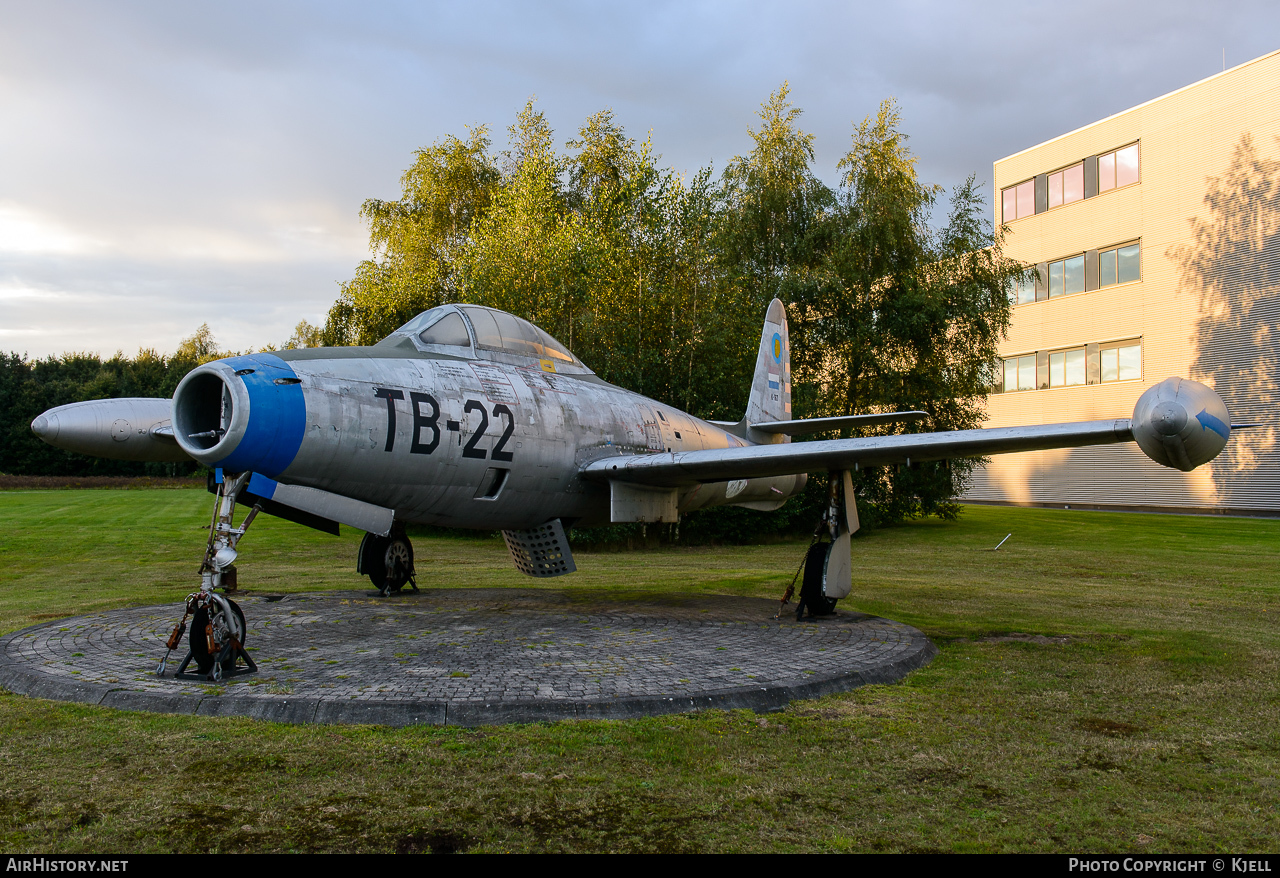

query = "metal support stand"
[[173, 644, 258, 681]]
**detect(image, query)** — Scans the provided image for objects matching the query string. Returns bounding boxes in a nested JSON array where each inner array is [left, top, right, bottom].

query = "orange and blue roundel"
[[771, 333, 783, 363]]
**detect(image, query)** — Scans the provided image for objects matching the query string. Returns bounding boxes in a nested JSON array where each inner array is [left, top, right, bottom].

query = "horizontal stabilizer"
[[752, 411, 930, 435]]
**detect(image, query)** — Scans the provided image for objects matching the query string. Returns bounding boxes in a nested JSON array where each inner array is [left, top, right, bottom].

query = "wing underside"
[[581, 419, 1135, 487]]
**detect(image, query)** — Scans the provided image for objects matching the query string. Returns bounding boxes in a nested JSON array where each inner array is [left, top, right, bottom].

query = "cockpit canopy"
[[385, 305, 590, 372]]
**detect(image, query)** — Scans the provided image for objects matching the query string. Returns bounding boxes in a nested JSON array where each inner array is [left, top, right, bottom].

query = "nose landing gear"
[[155, 470, 260, 681]]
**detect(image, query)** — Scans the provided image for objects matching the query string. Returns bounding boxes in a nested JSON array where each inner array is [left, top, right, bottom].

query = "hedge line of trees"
[[3, 87, 1022, 536]]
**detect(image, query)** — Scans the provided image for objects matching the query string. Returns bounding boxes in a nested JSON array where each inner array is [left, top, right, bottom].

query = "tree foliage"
[[789, 100, 1016, 522], [322, 90, 1020, 529]]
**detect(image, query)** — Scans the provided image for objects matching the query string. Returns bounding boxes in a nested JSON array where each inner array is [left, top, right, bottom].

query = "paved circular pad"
[[0, 590, 936, 726]]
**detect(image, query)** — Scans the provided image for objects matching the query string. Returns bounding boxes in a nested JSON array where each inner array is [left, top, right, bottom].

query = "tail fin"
[[744, 298, 791, 438]]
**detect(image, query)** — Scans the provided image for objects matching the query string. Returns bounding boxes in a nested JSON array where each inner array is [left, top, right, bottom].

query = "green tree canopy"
[[322, 90, 1022, 528], [788, 100, 1016, 521]]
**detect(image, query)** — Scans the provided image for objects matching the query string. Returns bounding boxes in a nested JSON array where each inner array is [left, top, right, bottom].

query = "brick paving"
[[0, 589, 936, 726]]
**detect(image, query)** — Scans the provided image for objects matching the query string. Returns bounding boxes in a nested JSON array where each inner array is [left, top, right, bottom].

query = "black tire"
[[382, 537, 414, 594], [360, 534, 390, 589], [365, 535, 413, 593], [189, 600, 246, 677], [799, 543, 839, 618]]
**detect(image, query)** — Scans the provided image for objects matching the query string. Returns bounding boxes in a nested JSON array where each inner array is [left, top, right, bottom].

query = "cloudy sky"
[[2, 1, 1277, 358]]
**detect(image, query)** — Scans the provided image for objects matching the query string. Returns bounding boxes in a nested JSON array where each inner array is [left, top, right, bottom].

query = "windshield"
[[417, 312, 472, 347], [389, 305, 580, 365], [394, 307, 450, 335]]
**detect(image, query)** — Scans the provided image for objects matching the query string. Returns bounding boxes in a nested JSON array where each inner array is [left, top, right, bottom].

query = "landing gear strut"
[[782, 470, 859, 621], [359, 530, 418, 596], [156, 471, 260, 681]]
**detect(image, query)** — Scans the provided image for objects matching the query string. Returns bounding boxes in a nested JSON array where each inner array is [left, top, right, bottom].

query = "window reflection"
[[1047, 163, 1084, 210], [1016, 272, 1036, 304], [1064, 254, 1084, 295], [1118, 243, 1140, 283], [1063, 163, 1084, 203], [1001, 341, 1140, 392], [1098, 242, 1140, 288], [1016, 180, 1033, 218], [1049, 349, 1086, 387], [1098, 143, 1139, 192], [1099, 152, 1116, 192], [1100, 343, 1141, 383], [1002, 143, 1138, 221], [1115, 144, 1139, 187]]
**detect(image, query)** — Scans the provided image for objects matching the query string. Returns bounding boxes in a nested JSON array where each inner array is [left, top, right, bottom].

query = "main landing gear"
[[156, 471, 259, 681], [778, 470, 859, 621], [358, 530, 418, 596]]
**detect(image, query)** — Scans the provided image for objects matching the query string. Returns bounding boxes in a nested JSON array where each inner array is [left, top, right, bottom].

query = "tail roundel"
[[744, 298, 791, 438]]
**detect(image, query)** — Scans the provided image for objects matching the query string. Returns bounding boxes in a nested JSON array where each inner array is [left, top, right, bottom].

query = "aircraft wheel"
[[189, 600, 246, 677], [382, 537, 414, 594], [798, 543, 838, 618], [361, 534, 390, 588]]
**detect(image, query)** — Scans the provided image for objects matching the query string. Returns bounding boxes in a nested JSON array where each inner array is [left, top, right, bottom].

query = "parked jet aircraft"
[[31, 299, 1238, 678]]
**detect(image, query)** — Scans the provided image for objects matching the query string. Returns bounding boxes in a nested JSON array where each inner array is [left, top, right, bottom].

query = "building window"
[[1001, 179, 1035, 222], [1100, 341, 1141, 382], [1047, 162, 1085, 209], [1097, 242, 1141, 286], [1003, 355, 1037, 392], [1048, 348, 1086, 387], [1002, 142, 1140, 222], [1047, 254, 1085, 298], [999, 340, 1141, 392], [1011, 270, 1036, 304], [1098, 143, 1139, 192]]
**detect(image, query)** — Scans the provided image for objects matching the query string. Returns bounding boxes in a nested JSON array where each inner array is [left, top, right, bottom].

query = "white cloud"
[[0, 203, 106, 255]]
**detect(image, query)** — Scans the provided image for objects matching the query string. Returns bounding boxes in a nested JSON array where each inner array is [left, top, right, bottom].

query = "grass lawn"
[[1, 487, 1278, 853]]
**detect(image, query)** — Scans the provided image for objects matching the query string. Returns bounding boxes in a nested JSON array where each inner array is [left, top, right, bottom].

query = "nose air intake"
[[173, 371, 237, 453], [171, 354, 307, 478], [173, 364, 248, 462]]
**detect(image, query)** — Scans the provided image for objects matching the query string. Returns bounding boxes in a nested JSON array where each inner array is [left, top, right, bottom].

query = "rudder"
[[744, 298, 792, 436]]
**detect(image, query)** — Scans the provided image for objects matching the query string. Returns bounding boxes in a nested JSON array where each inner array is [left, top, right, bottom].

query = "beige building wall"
[[964, 49, 1280, 513]]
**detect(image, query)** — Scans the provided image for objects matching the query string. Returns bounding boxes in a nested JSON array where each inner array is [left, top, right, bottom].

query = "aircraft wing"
[[581, 419, 1134, 487]]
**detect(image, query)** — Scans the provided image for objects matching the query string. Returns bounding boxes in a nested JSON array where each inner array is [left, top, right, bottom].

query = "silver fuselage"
[[199, 344, 799, 531]]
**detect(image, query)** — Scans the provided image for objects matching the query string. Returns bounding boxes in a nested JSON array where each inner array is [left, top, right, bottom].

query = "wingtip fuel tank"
[[1131, 377, 1231, 472], [29, 398, 191, 463]]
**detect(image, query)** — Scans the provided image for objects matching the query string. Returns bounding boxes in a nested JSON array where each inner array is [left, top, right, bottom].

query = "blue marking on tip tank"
[[1196, 408, 1230, 440], [213, 354, 306, 478]]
